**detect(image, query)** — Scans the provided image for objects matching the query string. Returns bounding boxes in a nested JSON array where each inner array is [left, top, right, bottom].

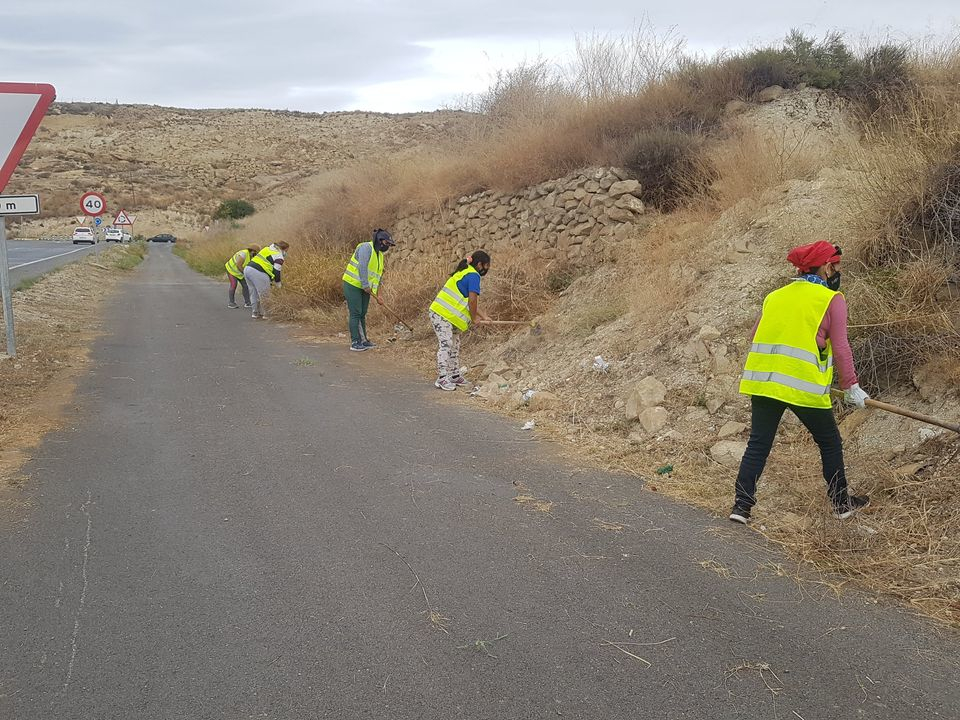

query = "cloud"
[[2, 1, 958, 112]]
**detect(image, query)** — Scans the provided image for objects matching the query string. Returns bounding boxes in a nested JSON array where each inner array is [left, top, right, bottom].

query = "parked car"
[[122, 230, 133, 243], [147, 233, 177, 243], [72, 227, 96, 244], [104, 227, 124, 242]]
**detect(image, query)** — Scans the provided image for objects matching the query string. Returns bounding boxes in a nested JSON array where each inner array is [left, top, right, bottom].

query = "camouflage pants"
[[430, 311, 462, 380]]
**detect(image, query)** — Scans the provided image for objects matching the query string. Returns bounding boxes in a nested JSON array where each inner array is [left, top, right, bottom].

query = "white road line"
[[9, 246, 89, 270]]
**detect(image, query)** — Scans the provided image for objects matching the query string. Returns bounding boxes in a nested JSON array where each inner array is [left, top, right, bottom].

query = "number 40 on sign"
[[80, 191, 106, 216]]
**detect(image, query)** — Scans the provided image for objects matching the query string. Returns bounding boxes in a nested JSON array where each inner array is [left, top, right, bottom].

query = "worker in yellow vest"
[[342, 229, 394, 351], [731, 240, 870, 525], [243, 241, 289, 319], [225, 244, 260, 308], [428, 251, 492, 391]]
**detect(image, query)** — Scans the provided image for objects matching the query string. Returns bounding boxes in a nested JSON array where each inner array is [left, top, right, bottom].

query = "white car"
[[104, 227, 124, 242], [72, 227, 96, 244]]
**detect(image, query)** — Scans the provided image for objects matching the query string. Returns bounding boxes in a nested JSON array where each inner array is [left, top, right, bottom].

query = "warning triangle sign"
[[75, 216, 86, 225], [0, 83, 56, 194], [114, 209, 133, 225]]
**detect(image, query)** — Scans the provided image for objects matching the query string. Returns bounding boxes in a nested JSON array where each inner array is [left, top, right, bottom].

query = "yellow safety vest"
[[250, 245, 282, 280], [225, 249, 251, 279], [342, 242, 384, 294], [739, 280, 839, 408], [430, 267, 479, 332]]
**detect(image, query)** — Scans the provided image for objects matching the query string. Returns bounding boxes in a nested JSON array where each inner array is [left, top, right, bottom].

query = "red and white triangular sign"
[[75, 216, 86, 225], [114, 209, 133, 225], [0, 82, 56, 194]]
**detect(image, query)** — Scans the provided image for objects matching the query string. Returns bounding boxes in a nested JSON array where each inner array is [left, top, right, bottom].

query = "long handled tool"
[[831, 389, 960, 434], [477, 318, 542, 335], [378, 301, 415, 333]]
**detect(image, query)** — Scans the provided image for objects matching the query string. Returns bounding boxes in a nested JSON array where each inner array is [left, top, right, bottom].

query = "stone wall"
[[392, 167, 646, 266]]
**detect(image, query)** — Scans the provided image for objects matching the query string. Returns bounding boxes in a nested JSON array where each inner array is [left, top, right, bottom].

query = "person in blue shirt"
[[428, 251, 492, 391]]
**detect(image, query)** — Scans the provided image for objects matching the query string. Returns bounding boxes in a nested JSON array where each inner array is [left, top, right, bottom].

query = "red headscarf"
[[786, 241, 842, 273]]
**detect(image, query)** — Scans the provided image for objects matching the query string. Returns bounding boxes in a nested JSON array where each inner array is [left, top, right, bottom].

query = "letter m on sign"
[[0, 83, 56, 193]]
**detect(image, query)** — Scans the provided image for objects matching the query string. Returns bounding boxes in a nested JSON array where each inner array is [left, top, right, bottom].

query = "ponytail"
[[453, 250, 491, 274]]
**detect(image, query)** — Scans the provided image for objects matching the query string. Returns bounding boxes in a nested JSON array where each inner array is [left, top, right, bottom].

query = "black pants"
[[734, 395, 849, 510]]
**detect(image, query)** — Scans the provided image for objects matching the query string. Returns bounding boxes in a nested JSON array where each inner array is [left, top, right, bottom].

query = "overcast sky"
[[2, 1, 958, 113]]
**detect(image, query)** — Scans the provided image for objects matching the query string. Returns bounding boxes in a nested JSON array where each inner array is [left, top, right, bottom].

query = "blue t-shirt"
[[456, 271, 481, 299]]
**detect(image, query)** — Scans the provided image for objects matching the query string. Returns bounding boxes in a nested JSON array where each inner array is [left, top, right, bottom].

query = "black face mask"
[[826, 271, 841, 291], [477, 266, 489, 276]]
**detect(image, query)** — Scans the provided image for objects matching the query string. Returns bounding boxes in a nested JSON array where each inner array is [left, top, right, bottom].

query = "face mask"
[[826, 271, 841, 291], [477, 266, 489, 276]]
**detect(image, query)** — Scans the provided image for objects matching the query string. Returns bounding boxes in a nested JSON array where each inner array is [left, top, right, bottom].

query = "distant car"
[[104, 227, 124, 242], [72, 227, 96, 244], [148, 233, 176, 243]]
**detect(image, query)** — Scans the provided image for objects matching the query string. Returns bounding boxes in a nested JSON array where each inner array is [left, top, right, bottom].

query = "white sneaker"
[[434, 378, 457, 391], [227, 302, 239, 309]]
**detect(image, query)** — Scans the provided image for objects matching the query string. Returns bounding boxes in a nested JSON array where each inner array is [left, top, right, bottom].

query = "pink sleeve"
[[819, 295, 858, 389]]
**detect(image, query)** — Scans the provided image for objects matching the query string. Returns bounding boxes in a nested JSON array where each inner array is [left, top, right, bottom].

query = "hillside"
[[7, 102, 473, 237]]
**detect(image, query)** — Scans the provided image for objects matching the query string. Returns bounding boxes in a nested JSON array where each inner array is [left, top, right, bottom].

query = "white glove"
[[844, 383, 869, 409], [275, 282, 282, 289]]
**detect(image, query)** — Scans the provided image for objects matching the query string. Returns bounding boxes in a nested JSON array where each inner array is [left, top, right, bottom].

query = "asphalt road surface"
[[4, 239, 101, 286], [1, 246, 958, 719]]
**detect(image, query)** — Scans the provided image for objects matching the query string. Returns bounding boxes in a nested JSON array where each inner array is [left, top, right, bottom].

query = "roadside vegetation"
[[175, 27, 960, 626]]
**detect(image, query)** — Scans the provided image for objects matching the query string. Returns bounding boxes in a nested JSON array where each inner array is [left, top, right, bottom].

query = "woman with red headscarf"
[[730, 240, 870, 525]]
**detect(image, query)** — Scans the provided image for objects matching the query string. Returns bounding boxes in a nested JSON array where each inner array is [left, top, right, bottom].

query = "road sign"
[[80, 191, 106, 216], [114, 209, 132, 225], [0, 194, 40, 215], [0, 83, 56, 194], [95, 216, 102, 226], [76, 216, 86, 225]]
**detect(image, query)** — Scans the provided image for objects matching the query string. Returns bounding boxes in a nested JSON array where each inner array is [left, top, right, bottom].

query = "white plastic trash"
[[521, 420, 536, 430], [592, 355, 610, 373]]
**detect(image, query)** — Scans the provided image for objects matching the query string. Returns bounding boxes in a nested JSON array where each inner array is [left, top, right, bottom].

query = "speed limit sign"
[[80, 191, 106, 216]]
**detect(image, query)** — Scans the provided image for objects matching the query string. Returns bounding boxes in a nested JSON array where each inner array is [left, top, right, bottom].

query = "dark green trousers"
[[343, 281, 370, 343]]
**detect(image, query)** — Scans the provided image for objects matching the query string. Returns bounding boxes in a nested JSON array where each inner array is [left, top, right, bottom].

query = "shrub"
[[619, 130, 711, 210], [214, 199, 256, 220]]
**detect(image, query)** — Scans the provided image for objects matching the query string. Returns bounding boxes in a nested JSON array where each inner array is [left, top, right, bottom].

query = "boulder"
[[699, 325, 721, 342], [625, 377, 667, 419], [758, 85, 784, 103], [614, 195, 645, 214], [605, 207, 636, 224], [710, 440, 748, 467], [705, 396, 725, 415], [724, 99, 749, 115], [718, 421, 747, 439], [639, 406, 670, 434]]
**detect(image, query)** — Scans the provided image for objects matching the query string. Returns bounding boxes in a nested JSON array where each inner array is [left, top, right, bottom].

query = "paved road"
[[1, 246, 958, 719], [4, 239, 101, 287]]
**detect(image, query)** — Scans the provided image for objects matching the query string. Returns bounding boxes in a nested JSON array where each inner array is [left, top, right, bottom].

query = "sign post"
[[0, 82, 56, 358]]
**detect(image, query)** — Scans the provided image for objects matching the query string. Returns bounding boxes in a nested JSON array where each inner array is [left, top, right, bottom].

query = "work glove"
[[843, 383, 870, 409], [275, 282, 282, 289]]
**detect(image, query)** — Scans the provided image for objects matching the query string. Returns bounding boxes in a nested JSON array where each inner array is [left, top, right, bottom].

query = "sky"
[[1, 1, 958, 113]]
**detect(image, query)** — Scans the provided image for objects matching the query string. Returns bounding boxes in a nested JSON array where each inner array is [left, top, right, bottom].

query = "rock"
[[699, 325, 721, 342], [710, 440, 748, 467], [625, 377, 667, 419], [705, 396, 725, 415], [614, 195, 645, 214], [605, 207, 636, 224], [608, 179, 641, 197], [639, 406, 670, 434], [627, 431, 645, 446], [718, 421, 747, 439], [758, 85, 784, 103], [685, 312, 701, 327], [528, 391, 560, 412], [684, 407, 710, 423]]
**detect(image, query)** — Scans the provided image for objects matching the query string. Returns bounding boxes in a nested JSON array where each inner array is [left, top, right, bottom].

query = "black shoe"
[[729, 505, 751, 524], [834, 495, 870, 519]]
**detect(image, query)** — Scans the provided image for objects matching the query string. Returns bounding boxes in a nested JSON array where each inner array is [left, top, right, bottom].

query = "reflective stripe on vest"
[[342, 242, 384, 293], [225, 249, 250, 279], [739, 280, 838, 408], [429, 267, 478, 332], [250, 246, 281, 279]]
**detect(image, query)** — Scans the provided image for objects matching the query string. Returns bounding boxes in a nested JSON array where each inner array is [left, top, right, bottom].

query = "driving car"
[[72, 227, 96, 244], [104, 227, 124, 242], [147, 233, 177, 243]]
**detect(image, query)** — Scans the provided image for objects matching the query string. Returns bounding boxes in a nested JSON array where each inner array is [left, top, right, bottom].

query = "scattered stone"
[[625, 377, 667, 419], [718, 421, 747, 439], [705, 396, 725, 415], [639, 406, 670, 434], [528, 391, 559, 412], [699, 325, 721, 342], [608, 179, 641, 197], [710, 440, 748, 467], [724, 99, 749, 115]]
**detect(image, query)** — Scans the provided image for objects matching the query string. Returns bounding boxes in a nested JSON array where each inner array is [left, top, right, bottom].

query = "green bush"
[[214, 199, 256, 220], [620, 130, 710, 210]]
